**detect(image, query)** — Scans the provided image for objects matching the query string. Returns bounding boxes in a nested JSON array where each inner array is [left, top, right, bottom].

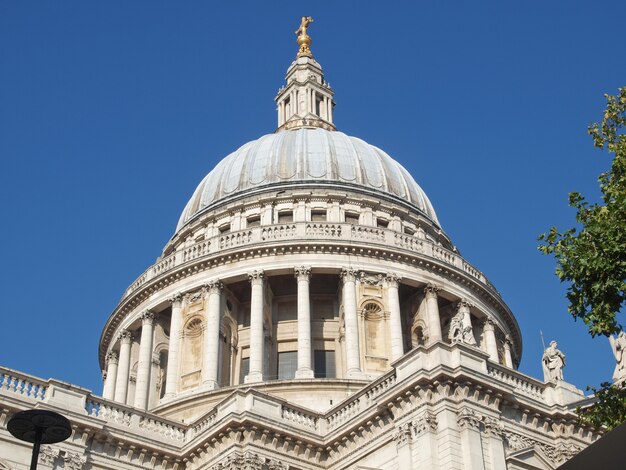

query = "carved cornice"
[[294, 265, 312, 281]]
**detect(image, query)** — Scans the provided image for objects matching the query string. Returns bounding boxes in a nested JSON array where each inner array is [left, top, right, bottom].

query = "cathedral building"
[[0, 18, 601, 470]]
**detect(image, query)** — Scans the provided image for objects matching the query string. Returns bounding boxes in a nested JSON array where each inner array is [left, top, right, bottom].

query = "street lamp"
[[7, 409, 72, 470]]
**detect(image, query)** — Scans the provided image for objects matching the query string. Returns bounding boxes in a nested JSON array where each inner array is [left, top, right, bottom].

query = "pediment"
[[507, 446, 556, 470]]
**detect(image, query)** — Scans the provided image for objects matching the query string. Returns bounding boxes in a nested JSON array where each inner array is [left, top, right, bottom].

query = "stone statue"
[[542, 341, 565, 382], [609, 331, 626, 382], [448, 309, 476, 346]]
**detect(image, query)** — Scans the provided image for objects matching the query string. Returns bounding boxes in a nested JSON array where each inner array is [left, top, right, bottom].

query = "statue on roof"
[[296, 16, 314, 58], [609, 331, 626, 383], [542, 340, 565, 382]]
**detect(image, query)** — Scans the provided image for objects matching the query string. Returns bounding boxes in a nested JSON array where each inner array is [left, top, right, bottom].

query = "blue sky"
[[1, 1, 624, 395]]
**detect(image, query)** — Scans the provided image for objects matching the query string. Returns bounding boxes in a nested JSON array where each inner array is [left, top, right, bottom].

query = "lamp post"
[[7, 409, 72, 470]]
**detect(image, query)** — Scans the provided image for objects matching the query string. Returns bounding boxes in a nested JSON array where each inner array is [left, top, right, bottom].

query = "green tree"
[[539, 87, 626, 429]]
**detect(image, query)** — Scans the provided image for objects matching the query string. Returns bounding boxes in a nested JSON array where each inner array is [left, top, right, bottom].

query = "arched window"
[[362, 302, 385, 357]]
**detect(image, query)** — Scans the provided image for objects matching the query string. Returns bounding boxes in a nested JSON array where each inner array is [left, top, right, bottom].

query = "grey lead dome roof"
[[177, 128, 439, 231]]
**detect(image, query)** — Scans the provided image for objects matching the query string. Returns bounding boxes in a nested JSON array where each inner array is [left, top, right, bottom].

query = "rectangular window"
[[247, 215, 260, 227], [404, 226, 415, 235], [219, 223, 231, 234], [239, 357, 250, 384], [314, 350, 336, 378], [277, 211, 293, 223], [345, 212, 359, 224], [311, 210, 327, 222], [277, 351, 298, 380], [377, 218, 389, 228]]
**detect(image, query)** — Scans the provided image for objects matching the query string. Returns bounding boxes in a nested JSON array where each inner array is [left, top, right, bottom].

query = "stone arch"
[[180, 315, 204, 390], [219, 314, 238, 386], [411, 318, 428, 348], [360, 300, 386, 358]]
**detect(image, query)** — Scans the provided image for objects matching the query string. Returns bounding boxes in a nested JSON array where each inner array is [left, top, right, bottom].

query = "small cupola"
[[275, 17, 336, 132]]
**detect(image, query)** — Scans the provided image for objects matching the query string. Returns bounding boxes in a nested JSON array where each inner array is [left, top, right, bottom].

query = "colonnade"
[[102, 266, 511, 410]]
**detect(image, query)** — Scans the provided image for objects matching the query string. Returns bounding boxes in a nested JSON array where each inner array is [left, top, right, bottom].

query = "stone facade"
[[0, 25, 601, 470]]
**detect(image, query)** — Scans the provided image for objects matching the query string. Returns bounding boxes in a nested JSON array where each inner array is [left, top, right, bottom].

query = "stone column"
[[114, 330, 133, 403], [202, 281, 223, 389], [424, 284, 442, 343], [504, 336, 514, 368], [164, 293, 183, 399], [246, 270, 264, 383], [457, 409, 486, 470], [386, 274, 404, 361], [341, 268, 362, 378], [134, 311, 156, 410], [103, 351, 119, 400], [393, 424, 413, 466], [483, 319, 499, 362], [412, 412, 439, 468], [484, 418, 507, 470], [294, 266, 314, 378]]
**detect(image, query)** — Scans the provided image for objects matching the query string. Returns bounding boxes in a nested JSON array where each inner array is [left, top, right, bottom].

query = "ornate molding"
[[360, 273, 383, 286], [210, 451, 268, 470], [294, 265, 312, 281]]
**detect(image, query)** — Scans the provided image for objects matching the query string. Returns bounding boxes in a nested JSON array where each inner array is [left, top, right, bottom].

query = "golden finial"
[[295, 16, 314, 58]]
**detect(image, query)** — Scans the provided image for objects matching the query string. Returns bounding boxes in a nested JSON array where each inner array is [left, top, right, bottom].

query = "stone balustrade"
[[486, 362, 545, 400], [0, 344, 580, 452], [122, 222, 491, 300], [0, 368, 48, 401]]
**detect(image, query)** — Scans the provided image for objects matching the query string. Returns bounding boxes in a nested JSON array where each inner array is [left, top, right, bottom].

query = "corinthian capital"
[[248, 270, 264, 285], [424, 283, 440, 298], [385, 273, 400, 288], [106, 351, 119, 365], [140, 310, 156, 325], [340, 267, 359, 283], [169, 292, 184, 307], [118, 329, 133, 344], [294, 266, 312, 281], [456, 298, 473, 311], [482, 318, 496, 332], [204, 280, 223, 294]]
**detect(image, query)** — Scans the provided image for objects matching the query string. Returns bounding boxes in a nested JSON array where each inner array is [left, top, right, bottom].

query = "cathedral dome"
[[176, 128, 440, 232]]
